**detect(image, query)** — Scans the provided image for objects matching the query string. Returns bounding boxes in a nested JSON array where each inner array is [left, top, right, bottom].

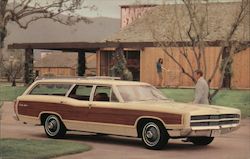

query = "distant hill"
[[4, 16, 120, 44], [3, 16, 120, 60]]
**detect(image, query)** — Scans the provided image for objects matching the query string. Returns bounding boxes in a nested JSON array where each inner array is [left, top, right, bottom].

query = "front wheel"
[[141, 122, 169, 150], [44, 115, 66, 138], [188, 137, 214, 145]]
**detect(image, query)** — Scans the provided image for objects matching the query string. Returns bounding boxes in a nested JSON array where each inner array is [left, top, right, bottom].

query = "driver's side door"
[[87, 85, 135, 136]]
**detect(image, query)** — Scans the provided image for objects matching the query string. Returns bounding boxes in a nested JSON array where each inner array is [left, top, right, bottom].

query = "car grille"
[[190, 114, 240, 127]]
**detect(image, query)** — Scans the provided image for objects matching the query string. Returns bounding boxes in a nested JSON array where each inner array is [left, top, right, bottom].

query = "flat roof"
[[8, 41, 156, 51], [9, 41, 249, 52], [120, 4, 157, 8]]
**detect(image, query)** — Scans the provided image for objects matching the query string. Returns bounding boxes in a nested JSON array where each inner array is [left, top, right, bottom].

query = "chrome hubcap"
[[45, 116, 60, 136], [146, 131, 154, 138], [48, 120, 57, 130], [142, 122, 161, 147]]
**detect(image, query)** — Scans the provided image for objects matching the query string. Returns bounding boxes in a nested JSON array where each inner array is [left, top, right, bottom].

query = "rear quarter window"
[[68, 85, 93, 101], [29, 83, 72, 96]]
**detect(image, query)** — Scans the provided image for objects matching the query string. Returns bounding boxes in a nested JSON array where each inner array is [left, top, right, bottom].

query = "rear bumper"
[[168, 124, 240, 137]]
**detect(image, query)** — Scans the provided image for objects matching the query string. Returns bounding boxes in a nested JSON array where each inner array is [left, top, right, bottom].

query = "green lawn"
[[0, 138, 91, 159], [161, 88, 250, 117], [210, 90, 250, 117], [0, 86, 27, 101], [0, 85, 249, 117], [0, 100, 2, 120], [161, 88, 194, 103]]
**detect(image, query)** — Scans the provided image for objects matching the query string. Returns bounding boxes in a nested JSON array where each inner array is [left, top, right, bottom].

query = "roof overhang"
[[8, 41, 250, 52], [120, 4, 157, 8], [8, 41, 156, 52]]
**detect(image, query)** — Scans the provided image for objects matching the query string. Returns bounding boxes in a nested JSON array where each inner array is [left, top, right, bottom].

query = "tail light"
[[13, 100, 19, 120]]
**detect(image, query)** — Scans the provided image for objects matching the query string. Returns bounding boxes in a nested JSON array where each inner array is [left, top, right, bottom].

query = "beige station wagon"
[[14, 77, 241, 149]]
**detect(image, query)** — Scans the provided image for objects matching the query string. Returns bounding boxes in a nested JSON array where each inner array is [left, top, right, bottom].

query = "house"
[[120, 4, 157, 28], [34, 52, 96, 77], [96, 2, 249, 89], [8, 2, 249, 89]]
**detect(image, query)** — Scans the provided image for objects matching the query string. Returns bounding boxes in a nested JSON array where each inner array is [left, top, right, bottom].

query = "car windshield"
[[117, 85, 168, 102]]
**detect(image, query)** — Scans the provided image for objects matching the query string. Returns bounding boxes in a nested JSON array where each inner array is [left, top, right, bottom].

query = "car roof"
[[34, 78, 150, 86]]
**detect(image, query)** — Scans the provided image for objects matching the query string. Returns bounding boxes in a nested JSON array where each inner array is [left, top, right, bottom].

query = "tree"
[[0, 0, 94, 84], [147, 0, 249, 101], [111, 46, 133, 80], [0, 49, 24, 86], [0, 0, 94, 48]]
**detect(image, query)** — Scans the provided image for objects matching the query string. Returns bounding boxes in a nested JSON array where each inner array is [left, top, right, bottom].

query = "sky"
[[9, 0, 165, 18], [80, 0, 167, 18], [79, 0, 240, 18], [10, 0, 240, 19]]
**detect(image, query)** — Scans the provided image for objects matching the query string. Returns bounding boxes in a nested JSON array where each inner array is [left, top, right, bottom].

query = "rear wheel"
[[141, 122, 168, 150], [44, 115, 66, 138], [188, 137, 214, 145]]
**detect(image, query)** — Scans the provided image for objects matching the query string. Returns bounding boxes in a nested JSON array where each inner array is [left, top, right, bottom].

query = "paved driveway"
[[1, 102, 250, 159]]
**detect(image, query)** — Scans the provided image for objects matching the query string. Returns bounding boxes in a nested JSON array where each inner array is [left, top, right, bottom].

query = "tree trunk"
[[0, 28, 6, 48], [0, 17, 7, 48], [222, 73, 231, 88], [221, 47, 232, 88], [12, 79, 16, 87], [209, 44, 236, 101]]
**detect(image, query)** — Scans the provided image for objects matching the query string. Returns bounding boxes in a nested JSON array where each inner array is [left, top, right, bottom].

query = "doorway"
[[100, 50, 140, 81]]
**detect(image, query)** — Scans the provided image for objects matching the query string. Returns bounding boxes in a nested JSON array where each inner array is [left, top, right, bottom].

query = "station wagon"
[[14, 77, 241, 149]]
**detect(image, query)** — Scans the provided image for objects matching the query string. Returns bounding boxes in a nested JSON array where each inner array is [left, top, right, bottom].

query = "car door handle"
[[88, 103, 95, 109], [60, 101, 67, 105]]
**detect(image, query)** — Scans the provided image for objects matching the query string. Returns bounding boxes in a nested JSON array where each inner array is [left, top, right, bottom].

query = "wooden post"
[[96, 50, 101, 76], [78, 51, 86, 76], [24, 48, 34, 84]]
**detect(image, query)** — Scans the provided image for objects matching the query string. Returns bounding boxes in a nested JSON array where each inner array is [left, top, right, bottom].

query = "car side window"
[[30, 83, 71, 96], [93, 86, 119, 102], [68, 85, 92, 101]]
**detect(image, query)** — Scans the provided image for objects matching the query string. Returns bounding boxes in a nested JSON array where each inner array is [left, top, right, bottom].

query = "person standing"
[[156, 58, 166, 87], [193, 70, 209, 104]]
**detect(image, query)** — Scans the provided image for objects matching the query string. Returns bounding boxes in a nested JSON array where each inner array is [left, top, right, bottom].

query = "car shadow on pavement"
[[65, 133, 142, 148], [32, 132, 216, 151], [32, 132, 142, 148], [164, 142, 216, 151]]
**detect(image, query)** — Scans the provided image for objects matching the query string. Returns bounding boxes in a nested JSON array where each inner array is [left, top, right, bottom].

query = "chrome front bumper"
[[168, 124, 240, 137]]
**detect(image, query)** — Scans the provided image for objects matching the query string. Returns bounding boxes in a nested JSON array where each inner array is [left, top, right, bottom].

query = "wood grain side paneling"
[[18, 101, 182, 125]]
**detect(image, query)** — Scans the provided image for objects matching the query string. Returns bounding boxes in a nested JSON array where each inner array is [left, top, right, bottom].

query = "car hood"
[[128, 100, 241, 116]]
